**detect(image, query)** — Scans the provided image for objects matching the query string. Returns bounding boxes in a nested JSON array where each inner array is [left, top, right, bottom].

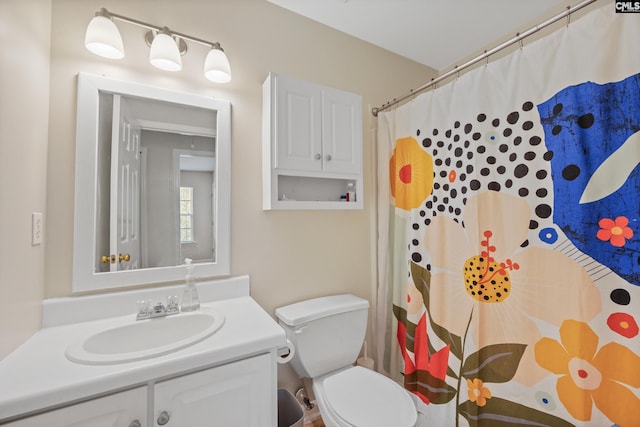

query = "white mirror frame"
[[73, 72, 231, 292]]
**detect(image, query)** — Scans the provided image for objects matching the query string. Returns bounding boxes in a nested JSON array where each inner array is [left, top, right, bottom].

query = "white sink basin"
[[66, 308, 225, 365]]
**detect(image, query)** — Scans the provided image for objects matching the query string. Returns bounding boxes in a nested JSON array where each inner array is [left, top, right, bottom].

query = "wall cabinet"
[[262, 72, 363, 210], [5, 354, 273, 427]]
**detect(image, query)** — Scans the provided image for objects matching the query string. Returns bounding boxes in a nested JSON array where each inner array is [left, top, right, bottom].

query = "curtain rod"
[[371, 0, 598, 117]]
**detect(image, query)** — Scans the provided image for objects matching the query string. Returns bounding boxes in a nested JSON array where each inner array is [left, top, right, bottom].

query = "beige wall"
[[45, 0, 434, 310], [0, 0, 51, 358], [41, 0, 435, 387]]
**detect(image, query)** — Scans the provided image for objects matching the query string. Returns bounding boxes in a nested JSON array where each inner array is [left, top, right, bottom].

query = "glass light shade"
[[149, 33, 182, 71], [204, 48, 232, 83], [85, 15, 124, 59]]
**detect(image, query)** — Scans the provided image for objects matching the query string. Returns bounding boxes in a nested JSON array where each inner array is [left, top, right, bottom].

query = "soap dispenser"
[[181, 258, 200, 312]]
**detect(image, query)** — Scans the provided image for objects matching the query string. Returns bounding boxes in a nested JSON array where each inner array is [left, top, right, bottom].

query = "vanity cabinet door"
[[4, 387, 147, 427], [153, 353, 274, 427]]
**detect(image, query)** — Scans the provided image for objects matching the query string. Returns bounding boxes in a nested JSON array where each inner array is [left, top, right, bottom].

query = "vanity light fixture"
[[84, 8, 232, 83], [148, 28, 183, 72], [204, 43, 232, 84], [85, 9, 124, 59]]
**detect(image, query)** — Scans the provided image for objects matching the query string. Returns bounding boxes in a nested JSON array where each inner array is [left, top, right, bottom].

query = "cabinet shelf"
[[262, 72, 363, 210]]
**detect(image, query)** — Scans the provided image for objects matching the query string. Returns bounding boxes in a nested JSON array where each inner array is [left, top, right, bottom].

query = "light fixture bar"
[[87, 8, 231, 82], [104, 8, 220, 49]]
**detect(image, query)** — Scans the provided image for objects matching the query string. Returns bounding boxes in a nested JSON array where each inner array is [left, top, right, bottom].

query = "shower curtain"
[[376, 3, 640, 426]]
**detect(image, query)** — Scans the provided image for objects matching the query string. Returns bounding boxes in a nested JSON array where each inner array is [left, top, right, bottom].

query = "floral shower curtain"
[[376, 3, 640, 426]]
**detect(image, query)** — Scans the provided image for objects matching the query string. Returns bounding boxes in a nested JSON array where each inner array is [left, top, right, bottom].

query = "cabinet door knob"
[[315, 153, 321, 160], [325, 154, 332, 161], [157, 411, 171, 425], [129, 421, 142, 427]]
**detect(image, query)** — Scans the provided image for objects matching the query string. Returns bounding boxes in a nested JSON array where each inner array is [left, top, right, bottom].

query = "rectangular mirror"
[[73, 73, 231, 292]]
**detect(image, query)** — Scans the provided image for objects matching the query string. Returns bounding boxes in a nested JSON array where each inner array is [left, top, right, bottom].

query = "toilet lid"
[[322, 367, 417, 427]]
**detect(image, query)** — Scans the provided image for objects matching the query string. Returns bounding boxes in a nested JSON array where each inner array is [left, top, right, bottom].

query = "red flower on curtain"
[[607, 312, 639, 338], [596, 216, 633, 247], [397, 313, 450, 404]]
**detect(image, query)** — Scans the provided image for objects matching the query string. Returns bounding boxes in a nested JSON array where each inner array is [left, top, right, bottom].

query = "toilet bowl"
[[312, 366, 417, 427], [275, 294, 419, 427]]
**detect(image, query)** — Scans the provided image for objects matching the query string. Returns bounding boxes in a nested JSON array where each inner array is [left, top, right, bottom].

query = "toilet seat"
[[314, 366, 417, 427]]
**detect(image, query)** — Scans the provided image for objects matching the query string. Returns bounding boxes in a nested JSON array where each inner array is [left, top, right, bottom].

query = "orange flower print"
[[535, 320, 640, 426], [596, 216, 633, 247], [389, 137, 434, 211], [467, 378, 492, 407]]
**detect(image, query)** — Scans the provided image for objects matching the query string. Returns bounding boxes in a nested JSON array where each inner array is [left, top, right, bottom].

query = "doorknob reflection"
[[101, 255, 115, 264]]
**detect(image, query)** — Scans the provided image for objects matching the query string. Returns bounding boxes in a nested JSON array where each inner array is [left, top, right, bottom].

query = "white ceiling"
[[266, 0, 574, 71]]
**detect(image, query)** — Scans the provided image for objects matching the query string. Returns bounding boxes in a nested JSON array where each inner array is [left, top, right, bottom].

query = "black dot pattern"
[[409, 101, 555, 264], [611, 288, 631, 306]]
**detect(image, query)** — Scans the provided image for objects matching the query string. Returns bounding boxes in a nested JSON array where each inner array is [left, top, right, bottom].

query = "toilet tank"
[[275, 294, 369, 379]]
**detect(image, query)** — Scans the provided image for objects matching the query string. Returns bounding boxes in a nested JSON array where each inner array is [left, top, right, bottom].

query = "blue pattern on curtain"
[[539, 74, 640, 287], [376, 3, 640, 426]]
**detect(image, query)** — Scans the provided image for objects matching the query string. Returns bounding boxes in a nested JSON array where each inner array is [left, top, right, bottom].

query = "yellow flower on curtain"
[[466, 378, 492, 407], [389, 136, 434, 210], [535, 320, 640, 426], [422, 190, 601, 384]]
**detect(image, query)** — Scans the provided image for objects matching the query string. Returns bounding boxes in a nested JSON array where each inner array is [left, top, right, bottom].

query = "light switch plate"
[[32, 212, 43, 246]]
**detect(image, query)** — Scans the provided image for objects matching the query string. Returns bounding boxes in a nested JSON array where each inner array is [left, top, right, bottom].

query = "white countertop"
[[0, 277, 286, 422]]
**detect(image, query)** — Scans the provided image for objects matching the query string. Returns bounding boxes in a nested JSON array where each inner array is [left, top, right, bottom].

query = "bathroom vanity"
[[0, 276, 286, 426]]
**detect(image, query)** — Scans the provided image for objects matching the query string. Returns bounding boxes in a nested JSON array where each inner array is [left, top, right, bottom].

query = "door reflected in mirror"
[[74, 73, 230, 292]]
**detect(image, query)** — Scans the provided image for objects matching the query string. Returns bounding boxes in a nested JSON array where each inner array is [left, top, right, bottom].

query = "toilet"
[[275, 294, 419, 427]]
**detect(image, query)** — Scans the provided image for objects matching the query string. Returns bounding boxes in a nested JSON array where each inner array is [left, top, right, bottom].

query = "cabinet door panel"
[[322, 88, 362, 174], [4, 387, 146, 427], [154, 354, 272, 427], [275, 76, 322, 171]]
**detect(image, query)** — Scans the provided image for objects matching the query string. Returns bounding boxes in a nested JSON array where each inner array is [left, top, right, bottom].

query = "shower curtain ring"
[[517, 33, 524, 50], [566, 6, 572, 27]]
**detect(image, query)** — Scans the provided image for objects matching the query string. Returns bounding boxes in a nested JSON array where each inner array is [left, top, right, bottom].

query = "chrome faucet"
[[136, 296, 179, 320]]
